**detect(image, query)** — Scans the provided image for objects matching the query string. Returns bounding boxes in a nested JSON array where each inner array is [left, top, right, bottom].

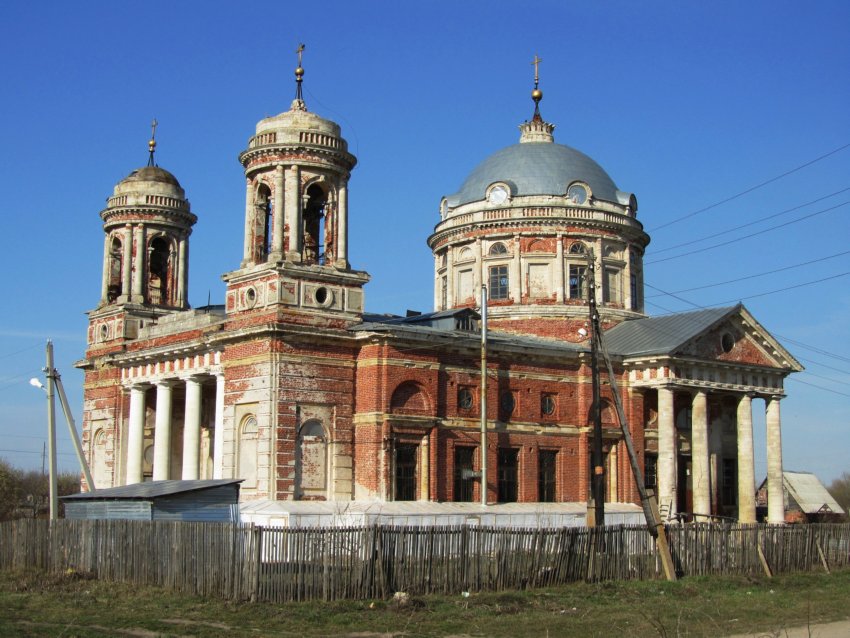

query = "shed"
[[61, 480, 242, 522], [756, 471, 845, 523]]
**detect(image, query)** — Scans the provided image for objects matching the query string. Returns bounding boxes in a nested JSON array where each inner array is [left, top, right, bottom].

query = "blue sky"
[[1, 1, 848, 486]]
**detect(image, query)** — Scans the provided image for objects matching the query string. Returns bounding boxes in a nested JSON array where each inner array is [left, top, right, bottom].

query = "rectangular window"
[[538, 450, 557, 502], [454, 446, 476, 502], [394, 444, 417, 501], [569, 265, 587, 299], [644, 454, 657, 490], [722, 458, 737, 507], [441, 275, 448, 309], [497, 448, 519, 503], [489, 265, 509, 300], [603, 267, 621, 304]]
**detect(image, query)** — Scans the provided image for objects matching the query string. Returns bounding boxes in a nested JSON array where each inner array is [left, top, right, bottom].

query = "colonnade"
[[125, 374, 225, 484], [655, 386, 784, 524]]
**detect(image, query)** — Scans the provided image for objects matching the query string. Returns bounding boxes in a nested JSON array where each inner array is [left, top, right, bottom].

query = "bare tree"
[[828, 472, 850, 518]]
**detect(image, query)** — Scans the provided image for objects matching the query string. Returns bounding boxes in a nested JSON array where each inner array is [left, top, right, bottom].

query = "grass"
[[0, 567, 849, 637]]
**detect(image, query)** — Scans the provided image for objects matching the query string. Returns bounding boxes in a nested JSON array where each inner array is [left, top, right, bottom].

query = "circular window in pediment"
[[721, 332, 735, 353]]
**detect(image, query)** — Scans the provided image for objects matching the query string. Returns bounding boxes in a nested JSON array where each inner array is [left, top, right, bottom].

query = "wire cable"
[[650, 187, 850, 255], [646, 200, 850, 265], [648, 142, 850, 232]]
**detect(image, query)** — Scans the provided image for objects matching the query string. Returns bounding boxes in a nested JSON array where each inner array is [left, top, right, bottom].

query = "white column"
[[152, 381, 174, 481], [446, 248, 454, 308], [272, 165, 285, 259], [131, 224, 145, 302], [736, 394, 756, 523], [177, 237, 188, 307], [691, 390, 711, 517], [337, 184, 348, 268], [126, 385, 147, 484], [213, 373, 225, 479], [182, 377, 203, 480], [657, 386, 677, 517], [555, 234, 565, 303], [121, 224, 133, 302], [766, 397, 785, 524], [285, 165, 301, 260], [474, 238, 483, 290], [510, 235, 521, 301], [242, 178, 253, 266], [608, 443, 618, 502], [100, 233, 111, 303]]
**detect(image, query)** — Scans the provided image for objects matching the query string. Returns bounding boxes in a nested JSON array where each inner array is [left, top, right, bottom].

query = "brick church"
[[79, 56, 801, 524]]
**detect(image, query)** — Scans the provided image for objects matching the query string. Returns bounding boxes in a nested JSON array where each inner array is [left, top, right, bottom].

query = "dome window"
[[489, 242, 508, 256], [567, 183, 588, 205], [486, 183, 510, 205]]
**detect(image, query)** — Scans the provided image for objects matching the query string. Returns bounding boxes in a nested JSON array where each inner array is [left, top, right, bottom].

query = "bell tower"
[[224, 46, 369, 325], [88, 124, 197, 347]]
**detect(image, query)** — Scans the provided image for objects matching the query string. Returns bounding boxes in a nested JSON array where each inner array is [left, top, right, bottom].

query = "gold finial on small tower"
[[531, 55, 543, 118], [293, 43, 307, 110], [147, 118, 158, 167]]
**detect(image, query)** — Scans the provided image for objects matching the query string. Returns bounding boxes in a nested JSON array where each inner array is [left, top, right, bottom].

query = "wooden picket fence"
[[0, 519, 848, 603]]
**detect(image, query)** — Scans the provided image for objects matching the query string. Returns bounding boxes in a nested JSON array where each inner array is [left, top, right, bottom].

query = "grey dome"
[[448, 142, 619, 206]]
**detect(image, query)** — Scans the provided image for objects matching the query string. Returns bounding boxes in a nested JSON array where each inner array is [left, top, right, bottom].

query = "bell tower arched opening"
[[254, 183, 272, 263], [107, 236, 123, 302], [147, 236, 172, 305], [303, 183, 326, 264]]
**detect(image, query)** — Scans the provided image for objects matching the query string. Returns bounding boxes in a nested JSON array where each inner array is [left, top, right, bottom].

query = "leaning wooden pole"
[[592, 311, 677, 581]]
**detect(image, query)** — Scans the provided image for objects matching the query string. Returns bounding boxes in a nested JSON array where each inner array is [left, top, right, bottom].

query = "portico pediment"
[[606, 303, 802, 373]]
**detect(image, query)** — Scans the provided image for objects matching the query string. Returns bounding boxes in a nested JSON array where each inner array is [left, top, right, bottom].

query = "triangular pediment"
[[674, 305, 802, 371]]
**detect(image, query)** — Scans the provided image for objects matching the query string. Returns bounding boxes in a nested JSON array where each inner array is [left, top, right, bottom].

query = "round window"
[[99, 324, 109, 341], [314, 287, 332, 306], [568, 184, 588, 205]]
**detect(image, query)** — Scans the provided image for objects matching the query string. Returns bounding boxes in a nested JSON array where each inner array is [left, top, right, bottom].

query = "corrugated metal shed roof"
[[604, 305, 738, 357], [62, 479, 243, 501], [783, 471, 845, 515]]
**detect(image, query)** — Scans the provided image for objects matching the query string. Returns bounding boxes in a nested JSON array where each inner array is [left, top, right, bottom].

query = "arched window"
[[255, 184, 272, 262], [390, 381, 431, 415], [147, 236, 172, 305], [296, 420, 327, 498], [569, 241, 586, 255], [237, 415, 258, 489], [489, 242, 508, 256], [107, 236, 123, 302], [303, 183, 327, 264]]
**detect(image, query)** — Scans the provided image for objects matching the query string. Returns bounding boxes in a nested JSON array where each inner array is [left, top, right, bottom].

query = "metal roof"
[[62, 479, 243, 501], [783, 471, 845, 515], [603, 305, 738, 357], [447, 142, 620, 206]]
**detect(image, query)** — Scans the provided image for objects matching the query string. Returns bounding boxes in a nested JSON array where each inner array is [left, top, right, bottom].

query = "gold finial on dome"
[[292, 43, 307, 111], [531, 55, 543, 119], [147, 118, 158, 167]]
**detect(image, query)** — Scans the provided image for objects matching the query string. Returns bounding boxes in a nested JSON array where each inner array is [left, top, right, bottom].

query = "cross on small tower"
[[147, 118, 158, 167], [294, 43, 306, 105], [531, 55, 542, 88]]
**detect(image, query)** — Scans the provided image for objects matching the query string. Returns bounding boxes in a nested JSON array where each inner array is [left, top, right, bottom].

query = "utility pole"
[[479, 284, 488, 506], [587, 251, 605, 526], [44, 341, 59, 520]]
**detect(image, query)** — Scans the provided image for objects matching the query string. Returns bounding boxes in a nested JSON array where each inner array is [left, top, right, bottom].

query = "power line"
[[787, 378, 850, 399], [774, 334, 850, 366], [646, 249, 850, 298], [648, 142, 850, 232], [646, 200, 850, 265], [650, 187, 850, 255]]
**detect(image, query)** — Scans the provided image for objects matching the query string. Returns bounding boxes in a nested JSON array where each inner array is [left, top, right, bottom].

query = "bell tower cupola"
[[224, 45, 369, 325], [97, 121, 197, 311]]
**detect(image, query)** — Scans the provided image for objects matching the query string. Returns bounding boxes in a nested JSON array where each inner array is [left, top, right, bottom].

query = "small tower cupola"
[[237, 44, 357, 270], [98, 121, 197, 310]]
